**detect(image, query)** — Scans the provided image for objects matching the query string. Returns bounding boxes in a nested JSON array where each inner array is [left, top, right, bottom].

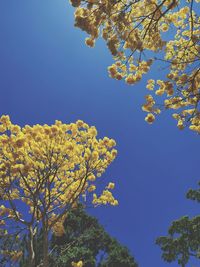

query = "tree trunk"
[[28, 225, 36, 267], [43, 229, 49, 267]]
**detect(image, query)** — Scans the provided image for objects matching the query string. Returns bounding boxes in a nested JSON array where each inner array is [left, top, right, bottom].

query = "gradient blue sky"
[[0, 1, 200, 266]]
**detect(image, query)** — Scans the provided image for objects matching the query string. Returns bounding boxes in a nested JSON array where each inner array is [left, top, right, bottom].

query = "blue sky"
[[0, 1, 200, 266]]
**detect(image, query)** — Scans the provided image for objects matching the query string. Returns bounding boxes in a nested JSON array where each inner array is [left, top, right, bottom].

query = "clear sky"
[[0, 1, 200, 266]]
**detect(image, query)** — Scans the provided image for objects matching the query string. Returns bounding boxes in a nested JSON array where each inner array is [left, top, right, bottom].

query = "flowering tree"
[[0, 115, 118, 267], [69, 0, 200, 132]]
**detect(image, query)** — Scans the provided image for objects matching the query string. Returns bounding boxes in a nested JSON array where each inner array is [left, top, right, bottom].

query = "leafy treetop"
[[50, 203, 138, 267], [156, 181, 200, 267]]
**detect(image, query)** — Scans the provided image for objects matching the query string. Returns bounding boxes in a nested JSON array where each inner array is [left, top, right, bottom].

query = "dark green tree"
[[156, 181, 200, 267], [50, 204, 138, 267]]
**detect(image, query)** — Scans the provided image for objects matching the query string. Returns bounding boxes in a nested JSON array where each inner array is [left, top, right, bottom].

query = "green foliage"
[[156, 182, 200, 267], [98, 238, 137, 267], [186, 182, 200, 203], [50, 204, 138, 267]]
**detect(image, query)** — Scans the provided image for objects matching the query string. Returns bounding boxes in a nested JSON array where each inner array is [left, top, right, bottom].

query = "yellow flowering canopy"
[[0, 115, 118, 241], [69, 0, 200, 132]]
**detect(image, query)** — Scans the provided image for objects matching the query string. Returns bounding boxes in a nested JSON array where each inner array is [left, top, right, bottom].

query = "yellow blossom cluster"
[[142, 94, 161, 123], [0, 115, 118, 252], [72, 260, 83, 267], [50, 214, 67, 236], [106, 182, 115, 190], [144, 69, 200, 130], [92, 186, 118, 206], [70, 0, 200, 132]]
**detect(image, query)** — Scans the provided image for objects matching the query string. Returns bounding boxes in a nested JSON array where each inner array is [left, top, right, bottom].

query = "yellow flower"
[[88, 184, 96, 192], [177, 120, 184, 130], [161, 23, 169, 32], [125, 75, 136, 85], [85, 37, 95, 48], [72, 260, 83, 267], [107, 182, 115, 190], [145, 113, 155, 124]]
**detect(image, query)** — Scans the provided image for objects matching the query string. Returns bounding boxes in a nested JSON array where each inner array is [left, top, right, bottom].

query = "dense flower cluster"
[[0, 115, 118, 261], [72, 260, 83, 267], [93, 187, 118, 206], [70, 0, 200, 132]]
